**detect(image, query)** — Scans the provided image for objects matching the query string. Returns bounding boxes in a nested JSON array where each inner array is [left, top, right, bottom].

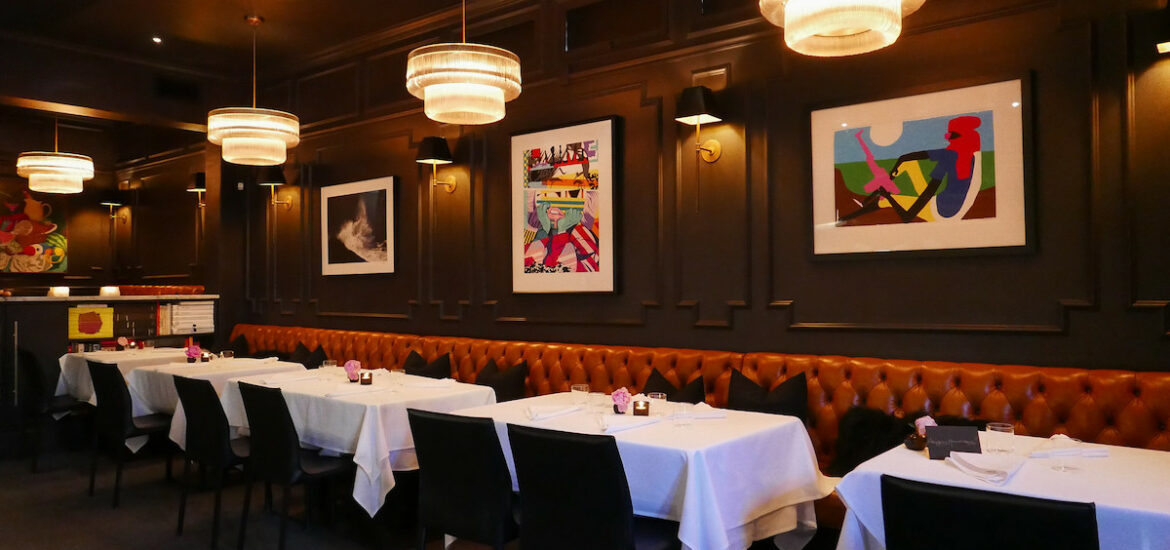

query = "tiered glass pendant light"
[[759, 0, 926, 57], [405, 0, 521, 125], [207, 15, 299, 166], [17, 120, 94, 194]]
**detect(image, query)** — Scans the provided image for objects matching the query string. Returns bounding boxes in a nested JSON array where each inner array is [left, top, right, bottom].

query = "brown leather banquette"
[[230, 323, 1170, 468], [119, 285, 206, 295]]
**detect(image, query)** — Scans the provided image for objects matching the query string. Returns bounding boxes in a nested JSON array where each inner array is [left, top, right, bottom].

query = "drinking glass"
[[322, 359, 338, 369], [985, 422, 1015, 454], [589, 392, 608, 414], [571, 384, 590, 406], [389, 368, 405, 386], [647, 392, 668, 416], [1051, 437, 1082, 473], [672, 403, 694, 428], [142, 340, 154, 349], [220, 350, 235, 359]]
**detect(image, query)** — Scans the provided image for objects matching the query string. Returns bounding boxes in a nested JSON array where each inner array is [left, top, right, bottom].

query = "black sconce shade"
[[98, 190, 122, 207], [256, 165, 286, 187], [187, 172, 206, 193], [675, 85, 722, 126], [416, 136, 453, 165]]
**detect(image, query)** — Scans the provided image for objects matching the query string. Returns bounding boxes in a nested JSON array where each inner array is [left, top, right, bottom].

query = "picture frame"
[[511, 117, 618, 293], [320, 176, 394, 276], [811, 78, 1029, 256]]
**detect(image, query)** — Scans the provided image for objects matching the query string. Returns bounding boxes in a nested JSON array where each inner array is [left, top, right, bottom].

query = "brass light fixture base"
[[699, 139, 722, 163], [433, 177, 457, 193]]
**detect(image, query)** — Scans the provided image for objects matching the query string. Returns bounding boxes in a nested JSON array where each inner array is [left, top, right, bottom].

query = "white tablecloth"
[[219, 369, 497, 516], [454, 393, 836, 550], [131, 357, 304, 416], [834, 432, 1170, 550], [56, 348, 187, 404]]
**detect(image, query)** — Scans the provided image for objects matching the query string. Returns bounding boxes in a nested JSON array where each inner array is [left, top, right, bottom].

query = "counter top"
[[1, 294, 220, 303]]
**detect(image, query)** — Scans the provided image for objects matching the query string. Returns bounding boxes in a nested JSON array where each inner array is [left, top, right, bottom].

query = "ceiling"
[[0, 0, 462, 76]]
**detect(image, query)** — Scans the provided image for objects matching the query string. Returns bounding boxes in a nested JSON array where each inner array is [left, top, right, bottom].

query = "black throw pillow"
[[403, 350, 452, 379], [726, 369, 808, 423], [642, 369, 706, 404], [289, 343, 329, 370], [227, 335, 251, 358], [826, 407, 914, 476], [476, 360, 529, 402]]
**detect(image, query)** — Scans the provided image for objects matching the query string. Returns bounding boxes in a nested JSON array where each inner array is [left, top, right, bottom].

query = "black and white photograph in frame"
[[320, 176, 394, 275]]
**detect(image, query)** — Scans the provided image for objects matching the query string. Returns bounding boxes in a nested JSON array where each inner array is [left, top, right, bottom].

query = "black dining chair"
[[235, 382, 351, 550], [506, 424, 680, 550], [19, 348, 91, 473], [880, 474, 1100, 550], [173, 376, 251, 548], [407, 409, 518, 550], [86, 360, 173, 508]]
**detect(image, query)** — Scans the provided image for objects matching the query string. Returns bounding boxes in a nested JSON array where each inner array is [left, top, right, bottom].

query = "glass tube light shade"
[[759, 0, 926, 57], [406, 43, 521, 125], [207, 107, 300, 166], [16, 152, 94, 194]]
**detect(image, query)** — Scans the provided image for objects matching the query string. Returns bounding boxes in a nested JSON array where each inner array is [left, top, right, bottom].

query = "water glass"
[[984, 422, 1015, 454], [1051, 437, 1082, 473], [142, 340, 154, 349], [589, 392, 608, 413], [220, 350, 235, 359], [571, 384, 590, 406], [389, 368, 405, 386], [672, 403, 694, 428], [322, 359, 338, 369], [647, 392, 668, 416]]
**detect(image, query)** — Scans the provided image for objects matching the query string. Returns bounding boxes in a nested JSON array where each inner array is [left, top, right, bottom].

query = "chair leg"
[[177, 458, 192, 535], [264, 481, 273, 512], [112, 452, 124, 509], [88, 440, 99, 497], [416, 524, 426, 550], [278, 483, 291, 550], [29, 417, 42, 474], [165, 446, 173, 481], [211, 468, 224, 549], [237, 471, 253, 550]]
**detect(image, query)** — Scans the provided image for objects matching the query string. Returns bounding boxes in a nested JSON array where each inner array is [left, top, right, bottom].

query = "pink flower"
[[117, 336, 128, 347], [915, 416, 937, 436], [185, 345, 201, 359], [344, 360, 361, 381], [611, 388, 631, 413]]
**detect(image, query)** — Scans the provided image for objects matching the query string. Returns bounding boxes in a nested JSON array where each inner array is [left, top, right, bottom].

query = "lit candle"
[[632, 400, 650, 416], [360, 371, 373, 385]]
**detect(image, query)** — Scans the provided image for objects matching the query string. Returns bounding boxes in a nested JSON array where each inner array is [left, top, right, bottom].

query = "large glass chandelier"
[[207, 15, 299, 166], [17, 120, 93, 194], [405, 0, 521, 125], [759, 0, 926, 57]]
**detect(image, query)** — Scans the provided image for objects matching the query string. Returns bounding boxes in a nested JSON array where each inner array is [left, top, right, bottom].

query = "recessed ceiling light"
[[152, 36, 163, 44]]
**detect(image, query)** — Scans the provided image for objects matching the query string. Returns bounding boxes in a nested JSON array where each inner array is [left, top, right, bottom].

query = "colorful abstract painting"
[[320, 177, 394, 275], [0, 183, 67, 273], [812, 80, 1027, 255], [512, 118, 616, 293]]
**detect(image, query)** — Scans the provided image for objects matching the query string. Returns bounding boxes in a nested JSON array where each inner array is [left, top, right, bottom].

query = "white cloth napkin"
[[946, 451, 1026, 485], [261, 372, 318, 384], [325, 384, 383, 398], [598, 414, 661, 434], [525, 405, 581, 421], [404, 377, 455, 389], [690, 402, 727, 419], [1029, 434, 1110, 458]]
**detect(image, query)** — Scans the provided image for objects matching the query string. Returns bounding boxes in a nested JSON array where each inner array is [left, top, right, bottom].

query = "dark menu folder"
[[925, 425, 982, 460]]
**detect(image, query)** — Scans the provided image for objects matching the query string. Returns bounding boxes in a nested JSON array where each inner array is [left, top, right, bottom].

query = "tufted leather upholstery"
[[118, 285, 206, 295], [229, 324, 1170, 468]]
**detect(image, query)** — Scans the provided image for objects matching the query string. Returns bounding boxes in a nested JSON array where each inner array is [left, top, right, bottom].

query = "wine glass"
[[571, 384, 590, 406], [647, 392, 667, 416], [1051, 437, 1082, 473], [985, 422, 1014, 454]]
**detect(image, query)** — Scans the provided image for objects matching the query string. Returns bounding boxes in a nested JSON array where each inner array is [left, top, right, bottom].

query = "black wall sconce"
[[415, 136, 456, 193], [675, 85, 722, 163], [187, 172, 206, 208], [98, 193, 122, 219], [257, 165, 290, 208]]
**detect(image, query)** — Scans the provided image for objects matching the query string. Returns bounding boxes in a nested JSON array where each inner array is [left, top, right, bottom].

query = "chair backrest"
[[407, 409, 517, 545], [16, 348, 50, 416], [237, 382, 303, 484], [881, 474, 1099, 550], [173, 376, 233, 468], [87, 361, 133, 447], [506, 424, 634, 550]]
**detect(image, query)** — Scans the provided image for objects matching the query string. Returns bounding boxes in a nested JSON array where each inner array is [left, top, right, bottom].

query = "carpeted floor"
[[1, 447, 840, 550]]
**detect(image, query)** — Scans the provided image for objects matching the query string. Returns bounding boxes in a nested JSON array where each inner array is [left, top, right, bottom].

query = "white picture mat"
[[811, 79, 1026, 255], [320, 176, 395, 275], [511, 119, 615, 293]]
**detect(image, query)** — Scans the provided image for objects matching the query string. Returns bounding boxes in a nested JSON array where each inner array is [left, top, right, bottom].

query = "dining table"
[[56, 347, 188, 405], [453, 392, 837, 550], [833, 431, 1170, 550], [131, 356, 304, 417], [217, 368, 497, 517]]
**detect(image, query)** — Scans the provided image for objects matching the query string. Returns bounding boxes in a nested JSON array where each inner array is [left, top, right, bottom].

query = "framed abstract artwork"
[[320, 177, 394, 275], [511, 117, 618, 293], [811, 79, 1029, 256]]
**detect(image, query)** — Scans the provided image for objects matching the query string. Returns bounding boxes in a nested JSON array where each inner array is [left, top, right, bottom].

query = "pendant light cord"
[[252, 26, 257, 108], [462, 0, 466, 43], [53, 119, 58, 153]]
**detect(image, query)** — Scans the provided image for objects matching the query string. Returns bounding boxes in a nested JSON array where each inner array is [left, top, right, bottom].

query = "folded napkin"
[[1029, 434, 1109, 458], [260, 372, 317, 384], [597, 414, 661, 434], [946, 451, 1026, 485], [405, 377, 456, 389], [325, 384, 383, 398], [689, 403, 727, 419], [525, 405, 581, 421]]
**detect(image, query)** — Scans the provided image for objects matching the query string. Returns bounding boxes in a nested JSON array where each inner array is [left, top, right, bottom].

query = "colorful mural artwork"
[[0, 186, 67, 273], [811, 80, 1027, 255], [512, 118, 616, 293]]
